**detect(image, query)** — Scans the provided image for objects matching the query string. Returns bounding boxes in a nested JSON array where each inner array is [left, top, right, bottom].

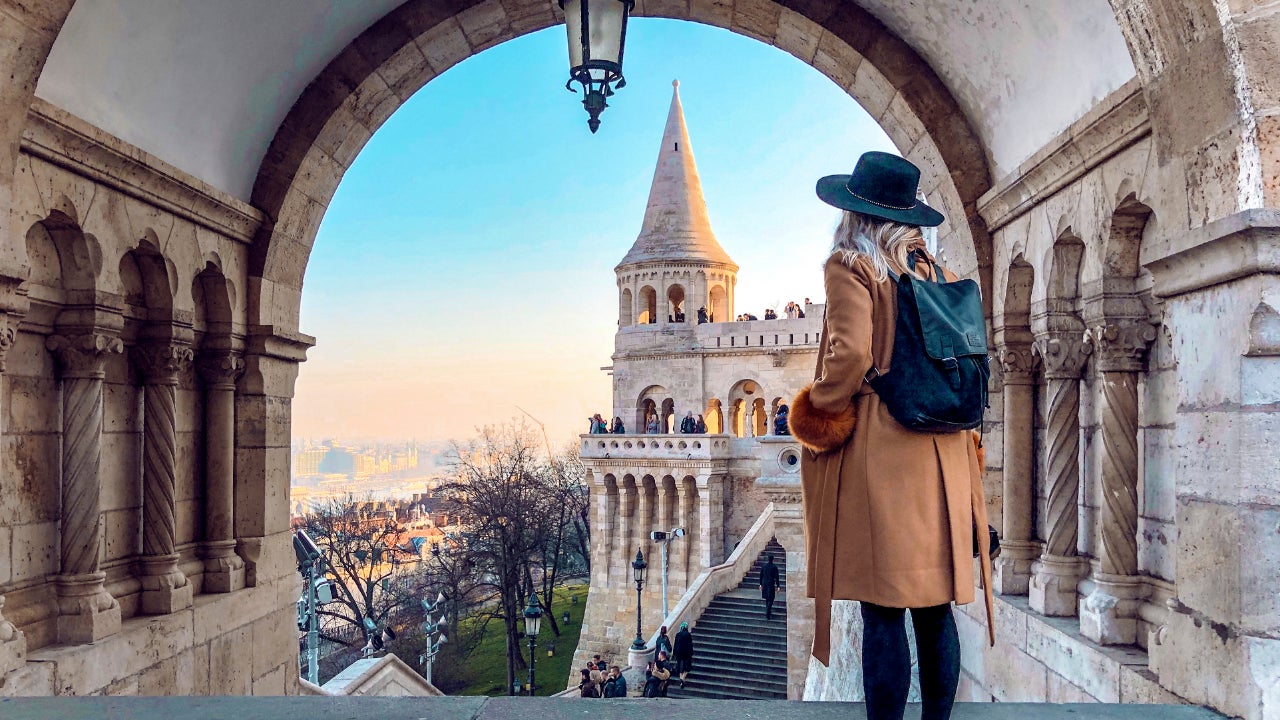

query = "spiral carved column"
[[1029, 331, 1091, 616], [1079, 319, 1155, 645], [197, 350, 246, 593], [992, 342, 1040, 595], [47, 332, 124, 643], [0, 319, 26, 674], [133, 342, 194, 614]]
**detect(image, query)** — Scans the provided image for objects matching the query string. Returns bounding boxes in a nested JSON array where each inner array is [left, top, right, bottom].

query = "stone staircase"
[[666, 538, 788, 700]]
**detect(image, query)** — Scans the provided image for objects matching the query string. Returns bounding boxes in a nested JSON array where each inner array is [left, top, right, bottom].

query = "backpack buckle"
[[864, 366, 882, 383]]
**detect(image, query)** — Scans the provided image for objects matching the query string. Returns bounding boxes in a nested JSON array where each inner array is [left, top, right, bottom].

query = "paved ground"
[[0, 697, 1227, 719]]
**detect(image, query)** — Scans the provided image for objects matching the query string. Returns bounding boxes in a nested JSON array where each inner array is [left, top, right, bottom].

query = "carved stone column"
[[132, 341, 195, 614], [46, 331, 124, 643], [696, 474, 724, 567], [0, 316, 26, 674], [1029, 331, 1092, 616], [591, 477, 614, 587], [992, 343, 1040, 594], [677, 480, 695, 585], [656, 480, 672, 536], [638, 480, 653, 549], [617, 481, 634, 584], [197, 350, 246, 593], [1079, 319, 1156, 645]]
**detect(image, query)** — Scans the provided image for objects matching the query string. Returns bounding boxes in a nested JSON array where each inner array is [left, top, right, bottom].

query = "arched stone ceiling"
[[34, 0, 1134, 202]]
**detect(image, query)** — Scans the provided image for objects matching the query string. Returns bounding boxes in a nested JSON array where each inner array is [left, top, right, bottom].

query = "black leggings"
[[860, 602, 960, 720]]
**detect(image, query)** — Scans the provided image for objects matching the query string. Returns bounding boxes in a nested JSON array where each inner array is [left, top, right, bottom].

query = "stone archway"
[[244, 0, 996, 334]]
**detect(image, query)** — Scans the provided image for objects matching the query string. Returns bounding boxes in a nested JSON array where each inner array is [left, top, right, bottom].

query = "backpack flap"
[[906, 276, 988, 361]]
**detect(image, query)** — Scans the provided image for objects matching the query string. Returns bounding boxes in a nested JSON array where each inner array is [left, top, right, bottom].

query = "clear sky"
[[292, 19, 895, 446]]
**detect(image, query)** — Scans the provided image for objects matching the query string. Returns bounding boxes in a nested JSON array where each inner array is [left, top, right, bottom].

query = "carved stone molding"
[[1034, 331, 1093, 379], [0, 594, 26, 677], [46, 332, 123, 379], [996, 343, 1039, 383], [196, 350, 246, 389], [132, 342, 194, 385], [1086, 320, 1157, 372], [0, 315, 16, 373]]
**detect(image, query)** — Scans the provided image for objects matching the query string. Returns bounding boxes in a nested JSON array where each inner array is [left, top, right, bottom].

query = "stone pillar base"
[[202, 541, 246, 593], [624, 645, 654, 696], [1080, 573, 1148, 645], [56, 572, 122, 644], [138, 554, 193, 614], [0, 596, 27, 676], [992, 541, 1039, 595], [1029, 554, 1085, 617]]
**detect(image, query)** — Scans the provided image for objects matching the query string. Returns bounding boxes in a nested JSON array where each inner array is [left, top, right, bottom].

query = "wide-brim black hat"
[[816, 151, 944, 227]]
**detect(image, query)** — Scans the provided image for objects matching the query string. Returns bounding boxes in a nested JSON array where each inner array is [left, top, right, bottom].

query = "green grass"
[[455, 582, 589, 697]]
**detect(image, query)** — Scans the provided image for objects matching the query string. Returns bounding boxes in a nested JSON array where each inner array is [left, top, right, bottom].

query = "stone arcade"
[[0, 2, 1275, 719]]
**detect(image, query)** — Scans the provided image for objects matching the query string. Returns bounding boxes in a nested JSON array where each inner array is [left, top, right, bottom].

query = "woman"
[[789, 152, 994, 720], [645, 412, 660, 435], [694, 414, 707, 434], [611, 416, 626, 434], [655, 625, 673, 657], [672, 621, 694, 688]]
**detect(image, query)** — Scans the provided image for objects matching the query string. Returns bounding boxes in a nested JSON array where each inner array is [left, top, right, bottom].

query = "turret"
[[616, 81, 738, 327]]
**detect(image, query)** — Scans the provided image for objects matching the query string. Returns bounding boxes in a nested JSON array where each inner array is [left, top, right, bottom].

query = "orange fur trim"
[[789, 385, 857, 453], [971, 430, 985, 468]]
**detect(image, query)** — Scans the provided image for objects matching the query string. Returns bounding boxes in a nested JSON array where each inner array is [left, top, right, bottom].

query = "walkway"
[[0, 697, 1226, 719]]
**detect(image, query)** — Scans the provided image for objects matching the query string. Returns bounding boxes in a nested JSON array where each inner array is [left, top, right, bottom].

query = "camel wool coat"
[[799, 251, 995, 666]]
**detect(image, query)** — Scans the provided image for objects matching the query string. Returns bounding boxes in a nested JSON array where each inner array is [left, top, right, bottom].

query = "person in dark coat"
[[673, 621, 694, 688], [774, 404, 790, 436], [602, 666, 627, 698], [654, 651, 673, 697], [679, 412, 696, 434], [578, 668, 600, 697], [760, 553, 781, 620], [655, 625, 673, 657], [695, 414, 707, 434]]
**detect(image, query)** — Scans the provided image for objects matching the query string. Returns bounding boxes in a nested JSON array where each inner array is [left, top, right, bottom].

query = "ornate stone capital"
[[196, 350, 246, 388], [46, 332, 123, 379], [1086, 320, 1157, 372], [996, 343, 1039, 384], [132, 342, 194, 385], [0, 316, 16, 374], [1034, 331, 1093, 379]]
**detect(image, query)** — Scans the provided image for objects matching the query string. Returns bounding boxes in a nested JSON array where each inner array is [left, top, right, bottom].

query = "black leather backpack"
[[866, 250, 989, 432]]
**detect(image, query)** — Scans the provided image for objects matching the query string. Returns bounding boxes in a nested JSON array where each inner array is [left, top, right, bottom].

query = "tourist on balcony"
[[588, 414, 608, 434], [791, 152, 994, 720], [765, 308, 777, 319], [697, 306, 709, 324], [695, 414, 707, 434], [774, 404, 790, 436], [610, 417, 626, 434], [679, 411, 697, 434], [760, 553, 782, 620], [645, 412, 661, 434], [673, 621, 694, 688]]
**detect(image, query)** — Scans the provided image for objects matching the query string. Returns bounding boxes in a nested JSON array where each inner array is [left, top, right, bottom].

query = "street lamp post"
[[523, 592, 543, 696], [649, 528, 685, 620], [558, 0, 635, 132], [630, 548, 648, 651]]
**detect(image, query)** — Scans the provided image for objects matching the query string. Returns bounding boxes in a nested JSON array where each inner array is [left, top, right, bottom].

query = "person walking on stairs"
[[760, 553, 781, 621], [673, 621, 694, 688]]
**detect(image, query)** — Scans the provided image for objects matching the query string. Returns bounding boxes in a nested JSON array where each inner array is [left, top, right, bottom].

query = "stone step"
[[694, 617, 788, 635], [666, 678, 788, 701], [668, 661, 787, 687], [685, 627, 789, 649], [690, 646, 788, 667], [697, 606, 788, 623]]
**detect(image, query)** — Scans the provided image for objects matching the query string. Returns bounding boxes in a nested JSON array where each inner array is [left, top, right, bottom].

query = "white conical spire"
[[618, 81, 737, 269]]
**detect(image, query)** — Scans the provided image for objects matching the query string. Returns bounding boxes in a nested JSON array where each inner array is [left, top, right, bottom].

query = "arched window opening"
[[620, 288, 633, 327], [731, 399, 746, 437], [705, 399, 723, 434], [637, 385, 669, 434], [639, 285, 658, 324], [751, 397, 767, 437], [660, 398, 675, 434], [709, 285, 727, 324], [667, 284, 686, 323]]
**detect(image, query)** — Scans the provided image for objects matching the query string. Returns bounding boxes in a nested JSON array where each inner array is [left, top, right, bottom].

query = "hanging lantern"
[[559, 0, 635, 133]]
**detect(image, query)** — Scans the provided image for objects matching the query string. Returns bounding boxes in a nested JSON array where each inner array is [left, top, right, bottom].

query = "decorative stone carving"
[[46, 332, 123, 644], [1085, 319, 1157, 372], [0, 316, 16, 373], [1079, 318, 1154, 644], [0, 595, 25, 678], [993, 341, 1039, 595], [133, 342, 194, 614], [197, 350, 246, 593], [1029, 330, 1091, 616]]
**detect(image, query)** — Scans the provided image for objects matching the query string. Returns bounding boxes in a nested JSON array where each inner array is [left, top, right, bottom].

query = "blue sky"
[[292, 19, 895, 444]]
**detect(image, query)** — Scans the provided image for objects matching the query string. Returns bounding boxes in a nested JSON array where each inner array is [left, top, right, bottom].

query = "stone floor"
[[0, 697, 1226, 719]]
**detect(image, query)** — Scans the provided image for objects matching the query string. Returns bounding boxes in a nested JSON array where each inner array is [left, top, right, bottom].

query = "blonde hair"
[[831, 211, 926, 282]]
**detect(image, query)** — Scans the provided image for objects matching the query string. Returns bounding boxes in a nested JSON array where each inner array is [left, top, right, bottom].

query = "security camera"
[[671, 527, 686, 538], [650, 530, 667, 541]]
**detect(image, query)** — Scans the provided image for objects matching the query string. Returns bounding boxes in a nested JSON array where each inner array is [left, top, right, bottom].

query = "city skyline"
[[292, 19, 895, 444]]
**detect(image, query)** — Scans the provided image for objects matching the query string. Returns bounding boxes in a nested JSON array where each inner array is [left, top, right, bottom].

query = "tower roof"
[[618, 81, 736, 269]]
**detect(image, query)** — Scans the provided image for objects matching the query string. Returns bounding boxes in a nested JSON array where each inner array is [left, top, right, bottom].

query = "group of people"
[[738, 299, 810, 322], [577, 655, 627, 698], [587, 414, 627, 434], [575, 622, 694, 699]]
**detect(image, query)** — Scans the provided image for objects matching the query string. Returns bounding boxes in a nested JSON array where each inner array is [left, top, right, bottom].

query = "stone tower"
[[615, 80, 739, 332]]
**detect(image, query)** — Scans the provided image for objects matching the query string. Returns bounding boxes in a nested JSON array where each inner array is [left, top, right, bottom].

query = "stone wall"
[[0, 100, 305, 696]]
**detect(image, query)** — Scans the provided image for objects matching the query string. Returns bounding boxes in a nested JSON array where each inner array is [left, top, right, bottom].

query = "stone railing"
[[579, 433, 733, 461], [642, 503, 776, 652]]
